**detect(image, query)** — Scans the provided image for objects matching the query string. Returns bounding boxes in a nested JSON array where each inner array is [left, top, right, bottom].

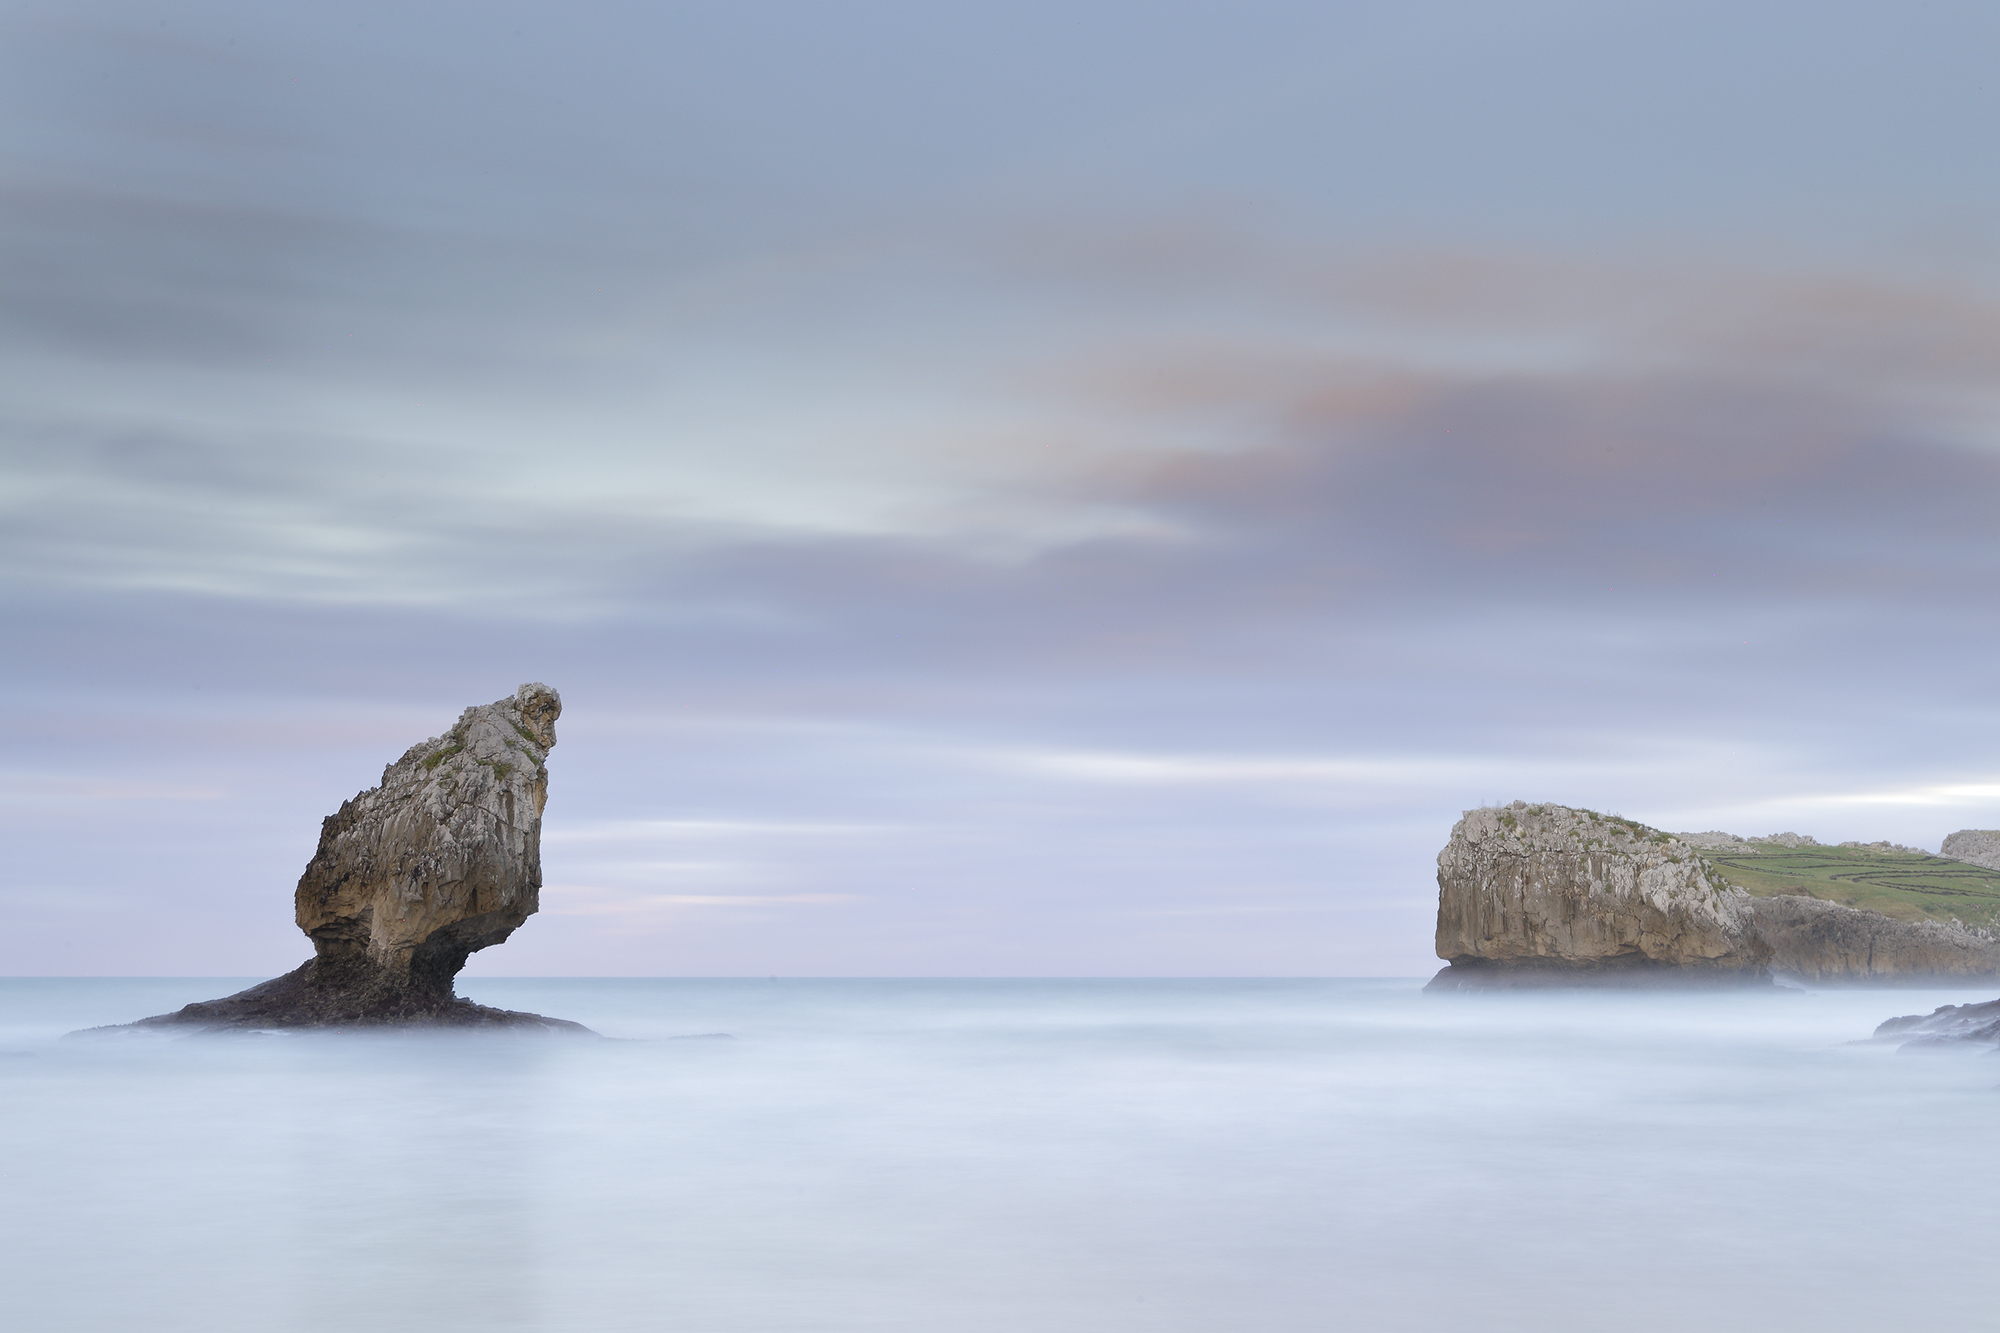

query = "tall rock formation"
[[1429, 803, 1769, 989], [106, 684, 588, 1032]]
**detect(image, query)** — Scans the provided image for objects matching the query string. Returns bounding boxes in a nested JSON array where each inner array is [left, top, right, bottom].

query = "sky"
[[7, 1, 2000, 977]]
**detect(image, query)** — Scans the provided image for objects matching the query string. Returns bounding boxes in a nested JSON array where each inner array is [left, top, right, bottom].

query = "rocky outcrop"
[[1675, 830, 1931, 855], [1675, 831, 1760, 852], [94, 684, 589, 1034], [1749, 894, 2000, 983], [1428, 803, 1770, 990], [1872, 999, 2000, 1050], [1941, 830, 2000, 872], [1431, 802, 2000, 989]]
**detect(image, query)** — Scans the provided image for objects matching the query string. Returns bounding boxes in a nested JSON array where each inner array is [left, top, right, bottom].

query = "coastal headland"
[[1429, 802, 2000, 990]]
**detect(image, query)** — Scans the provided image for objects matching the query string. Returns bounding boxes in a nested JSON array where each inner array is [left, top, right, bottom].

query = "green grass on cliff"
[[1704, 846, 2000, 930]]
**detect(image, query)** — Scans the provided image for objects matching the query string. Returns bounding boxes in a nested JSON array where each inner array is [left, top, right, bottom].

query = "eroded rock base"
[[100, 959, 593, 1035], [1426, 955, 1775, 992]]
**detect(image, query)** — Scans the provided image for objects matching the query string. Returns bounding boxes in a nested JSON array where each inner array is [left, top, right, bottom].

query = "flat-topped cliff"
[[1430, 804, 1767, 988], [1430, 802, 2000, 989]]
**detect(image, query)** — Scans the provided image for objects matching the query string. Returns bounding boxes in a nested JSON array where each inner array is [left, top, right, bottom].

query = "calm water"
[[2, 977, 1995, 1332]]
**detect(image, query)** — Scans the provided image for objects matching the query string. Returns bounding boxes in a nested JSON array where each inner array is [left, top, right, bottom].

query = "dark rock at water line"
[[78, 684, 592, 1036], [1871, 998, 2000, 1051], [1426, 955, 1772, 991]]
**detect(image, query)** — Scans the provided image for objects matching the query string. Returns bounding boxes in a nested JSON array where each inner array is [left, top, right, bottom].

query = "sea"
[[2, 977, 1995, 1332]]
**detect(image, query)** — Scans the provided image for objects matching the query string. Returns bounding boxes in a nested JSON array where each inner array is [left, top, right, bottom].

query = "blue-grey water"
[[2, 977, 1995, 1332]]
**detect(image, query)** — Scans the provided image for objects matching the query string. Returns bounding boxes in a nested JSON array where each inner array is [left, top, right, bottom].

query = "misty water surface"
[[2, 978, 1994, 1332]]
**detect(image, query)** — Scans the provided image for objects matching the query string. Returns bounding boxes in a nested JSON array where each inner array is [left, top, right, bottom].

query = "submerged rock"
[[1871, 999, 2000, 1050], [1427, 803, 1770, 990], [87, 684, 590, 1034]]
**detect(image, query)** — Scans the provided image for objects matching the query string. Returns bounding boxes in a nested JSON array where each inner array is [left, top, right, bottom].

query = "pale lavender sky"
[[7, 1, 2000, 976]]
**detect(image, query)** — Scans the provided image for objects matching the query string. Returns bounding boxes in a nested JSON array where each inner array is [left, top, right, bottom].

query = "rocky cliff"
[[1941, 829, 2000, 872], [1428, 803, 1769, 989], [1429, 802, 2000, 989], [103, 684, 589, 1033], [1748, 893, 2000, 983]]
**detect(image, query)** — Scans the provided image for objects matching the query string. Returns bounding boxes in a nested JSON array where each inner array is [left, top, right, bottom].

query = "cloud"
[[548, 888, 863, 917], [0, 773, 226, 803], [1108, 372, 2000, 601], [1814, 782, 2000, 809], [543, 819, 907, 844], [993, 747, 1619, 790], [12, 4, 2000, 973], [15, 207, 2000, 641]]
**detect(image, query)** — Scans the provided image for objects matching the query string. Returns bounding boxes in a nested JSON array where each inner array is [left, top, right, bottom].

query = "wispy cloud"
[[543, 819, 906, 844], [990, 747, 1640, 789], [1811, 782, 2000, 809], [546, 886, 863, 918], [0, 773, 226, 803], [11, 3, 2000, 974]]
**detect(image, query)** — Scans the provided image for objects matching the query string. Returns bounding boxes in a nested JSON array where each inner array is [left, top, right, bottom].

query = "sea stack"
[[1427, 802, 1770, 989], [105, 683, 589, 1033]]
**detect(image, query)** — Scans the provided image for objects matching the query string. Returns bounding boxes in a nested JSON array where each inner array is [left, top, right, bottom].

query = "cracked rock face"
[[1940, 829, 2000, 872], [1430, 802, 2000, 989], [1428, 802, 1770, 989], [97, 684, 589, 1033], [1748, 894, 2000, 983], [297, 682, 561, 994]]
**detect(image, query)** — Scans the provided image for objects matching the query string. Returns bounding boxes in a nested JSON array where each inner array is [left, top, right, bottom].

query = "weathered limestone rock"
[[1428, 803, 1770, 990], [1750, 894, 2000, 983], [294, 682, 561, 994], [1835, 839, 1930, 855], [1677, 830, 1931, 855], [1432, 803, 2000, 989], [1674, 830, 1761, 853], [1940, 829, 2000, 872], [100, 684, 589, 1033]]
